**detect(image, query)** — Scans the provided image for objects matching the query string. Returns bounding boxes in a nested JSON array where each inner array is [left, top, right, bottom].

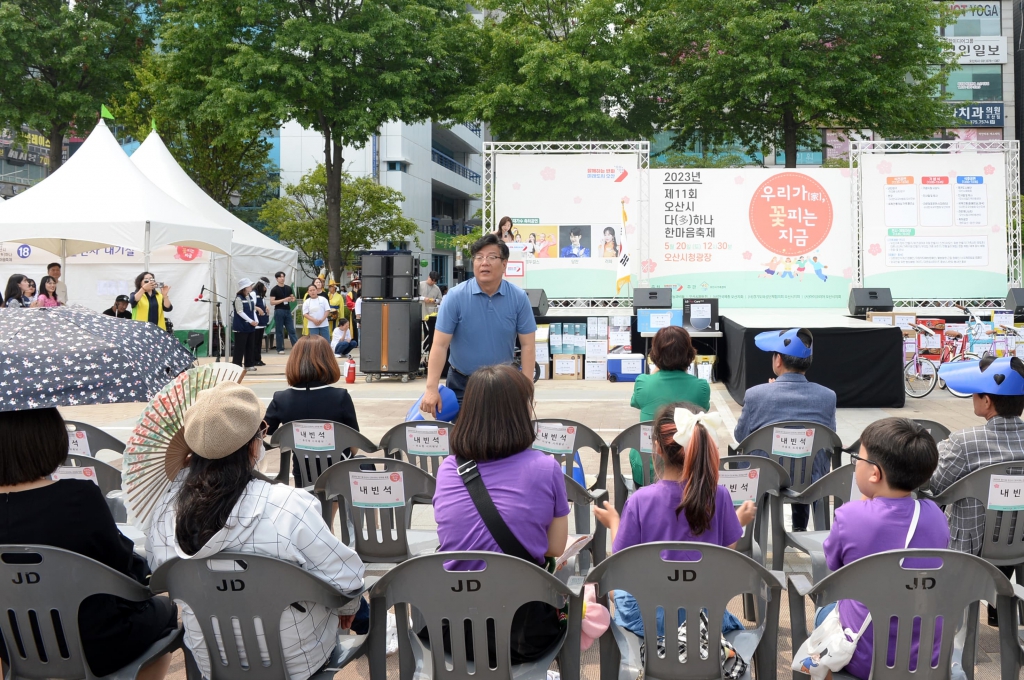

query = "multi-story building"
[[278, 120, 485, 287]]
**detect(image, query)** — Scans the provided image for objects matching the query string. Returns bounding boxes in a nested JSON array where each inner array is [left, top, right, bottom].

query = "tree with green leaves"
[[160, 0, 479, 281], [460, 0, 660, 141], [0, 0, 152, 173], [261, 165, 419, 279], [653, 0, 958, 167]]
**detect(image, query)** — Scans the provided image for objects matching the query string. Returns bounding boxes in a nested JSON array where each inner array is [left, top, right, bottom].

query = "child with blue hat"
[[734, 328, 837, 531]]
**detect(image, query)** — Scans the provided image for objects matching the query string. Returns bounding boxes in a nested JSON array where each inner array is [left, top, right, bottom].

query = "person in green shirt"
[[628, 326, 711, 485]]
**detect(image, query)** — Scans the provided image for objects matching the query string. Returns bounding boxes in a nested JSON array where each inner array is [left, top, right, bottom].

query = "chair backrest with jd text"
[[587, 541, 785, 680], [366, 551, 583, 680], [64, 420, 126, 457], [314, 457, 437, 563], [788, 548, 1021, 680], [150, 552, 365, 680], [0, 545, 182, 680], [732, 420, 843, 492], [270, 419, 379, 487], [930, 461, 1024, 566], [532, 418, 609, 492], [379, 420, 455, 476]]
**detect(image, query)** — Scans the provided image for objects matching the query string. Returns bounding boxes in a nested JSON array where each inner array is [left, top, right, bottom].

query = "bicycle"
[[937, 304, 989, 398], [903, 323, 938, 398], [513, 345, 541, 383]]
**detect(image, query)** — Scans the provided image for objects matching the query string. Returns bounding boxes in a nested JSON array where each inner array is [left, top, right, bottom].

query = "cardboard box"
[[587, 317, 599, 339], [902, 330, 918, 361], [536, 343, 550, 364], [549, 322, 562, 355], [687, 354, 716, 383], [552, 354, 583, 380], [537, 362, 550, 380], [574, 323, 587, 354], [584, 359, 607, 381], [683, 298, 719, 332], [585, 339, 607, 358], [597, 317, 608, 339], [893, 313, 916, 330], [917, 318, 945, 357], [608, 316, 632, 354], [867, 312, 895, 326]]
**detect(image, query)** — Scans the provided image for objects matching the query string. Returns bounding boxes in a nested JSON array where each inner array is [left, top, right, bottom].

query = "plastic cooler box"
[[606, 353, 646, 382]]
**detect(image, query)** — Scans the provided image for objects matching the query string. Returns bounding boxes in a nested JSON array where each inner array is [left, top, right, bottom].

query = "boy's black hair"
[[470, 232, 509, 259], [859, 417, 939, 491], [569, 226, 582, 237]]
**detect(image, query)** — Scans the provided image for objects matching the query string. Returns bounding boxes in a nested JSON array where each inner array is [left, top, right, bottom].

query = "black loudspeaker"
[[634, 287, 672, 309], [848, 288, 893, 315], [524, 288, 549, 317], [362, 276, 385, 299], [392, 254, 415, 277], [1006, 289, 1024, 319], [391, 276, 416, 299], [362, 254, 384, 277], [359, 300, 421, 375]]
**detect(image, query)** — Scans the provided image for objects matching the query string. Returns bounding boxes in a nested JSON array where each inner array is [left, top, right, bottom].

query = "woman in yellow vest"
[[326, 280, 344, 334], [131, 271, 173, 331]]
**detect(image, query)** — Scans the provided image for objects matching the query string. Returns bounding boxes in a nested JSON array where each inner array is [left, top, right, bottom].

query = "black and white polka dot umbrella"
[[0, 305, 195, 412]]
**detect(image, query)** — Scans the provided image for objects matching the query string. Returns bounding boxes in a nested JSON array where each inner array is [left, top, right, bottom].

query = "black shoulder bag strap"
[[455, 455, 542, 566]]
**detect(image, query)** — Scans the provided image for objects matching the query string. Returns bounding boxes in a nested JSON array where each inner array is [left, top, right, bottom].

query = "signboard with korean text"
[[349, 471, 406, 509], [51, 466, 99, 486], [533, 423, 577, 455], [67, 431, 92, 457], [292, 422, 336, 452], [720, 469, 760, 506], [405, 425, 450, 456], [771, 427, 815, 458], [861, 153, 1008, 298], [639, 424, 653, 454], [953, 103, 1003, 127], [947, 36, 1007, 64], [651, 169, 852, 308], [986, 474, 1024, 511]]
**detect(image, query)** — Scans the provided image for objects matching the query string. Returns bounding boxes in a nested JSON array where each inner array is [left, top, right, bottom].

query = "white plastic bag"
[[386, 611, 398, 656], [791, 606, 870, 679]]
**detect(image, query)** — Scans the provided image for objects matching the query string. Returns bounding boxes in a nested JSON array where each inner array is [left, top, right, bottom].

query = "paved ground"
[[57, 350, 1016, 680]]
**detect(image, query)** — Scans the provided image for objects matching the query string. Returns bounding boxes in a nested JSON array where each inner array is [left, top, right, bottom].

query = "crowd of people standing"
[[1, 263, 67, 308]]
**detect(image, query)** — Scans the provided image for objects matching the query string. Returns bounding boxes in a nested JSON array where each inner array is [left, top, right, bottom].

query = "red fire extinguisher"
[[345, 358, 356, 384]]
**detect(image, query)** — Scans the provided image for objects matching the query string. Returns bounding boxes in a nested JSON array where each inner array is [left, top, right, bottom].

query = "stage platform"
[[720, 309, 905, 409]]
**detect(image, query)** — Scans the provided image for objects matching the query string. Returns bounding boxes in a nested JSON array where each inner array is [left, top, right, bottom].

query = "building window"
[[943, 64, 1002, 101], [431, 255, 449, 285], [386, 161, 408, 172], [942, 3, 1002, 37]]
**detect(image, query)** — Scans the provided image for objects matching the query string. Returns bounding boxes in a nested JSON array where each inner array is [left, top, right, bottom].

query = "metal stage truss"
[[850, 139, 1021, 309], [483, 140, 650, 310]]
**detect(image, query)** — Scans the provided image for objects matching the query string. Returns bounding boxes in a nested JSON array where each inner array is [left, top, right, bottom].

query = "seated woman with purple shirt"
[[432, 364, 570, 663]]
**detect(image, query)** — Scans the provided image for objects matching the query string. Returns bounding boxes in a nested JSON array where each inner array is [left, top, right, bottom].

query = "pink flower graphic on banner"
[[573, 196, 582, 204], [512, 182, 521, 190], [540, 166, 556, 181], [843, 267, 853, 278], [840, 168, 851, 177], [734, 176, 744, 184], [641, 258, 658, 274], [621, 196, 631, 204], [742, 251, 752, 260], [984, 164, 996, 175], [625, 223, 636, 235], [868, 243, 882, 256], [992, 224, 1001, 233], [876, 161, 892, 174]]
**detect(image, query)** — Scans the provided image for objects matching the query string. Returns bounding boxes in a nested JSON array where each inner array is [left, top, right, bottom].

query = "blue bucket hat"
[[938, 355, 1024, 396], [754, 328, 813, 359]]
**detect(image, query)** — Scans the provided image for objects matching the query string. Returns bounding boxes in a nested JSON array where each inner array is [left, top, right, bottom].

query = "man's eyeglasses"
[[472, 255, 505, 264], [849, 452, 880, 470]]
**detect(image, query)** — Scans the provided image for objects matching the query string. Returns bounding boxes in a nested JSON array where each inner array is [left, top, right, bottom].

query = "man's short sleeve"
[[515, 290, 538, 334], [436, 288, 460, 334]]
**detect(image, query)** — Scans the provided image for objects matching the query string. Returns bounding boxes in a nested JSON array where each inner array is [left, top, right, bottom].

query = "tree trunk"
[[46, 125, 66, 175], [323, 127, 344, 282], [783, 108, 797, 169]]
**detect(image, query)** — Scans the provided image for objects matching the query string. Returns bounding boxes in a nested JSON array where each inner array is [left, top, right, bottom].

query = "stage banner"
[[860, 153, 1008, 298], [492, 153, 641, 297], [650, 168, 853, 308]]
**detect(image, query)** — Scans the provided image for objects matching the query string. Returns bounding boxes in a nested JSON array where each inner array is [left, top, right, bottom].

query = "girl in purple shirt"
[[594, 402, 757, 637]]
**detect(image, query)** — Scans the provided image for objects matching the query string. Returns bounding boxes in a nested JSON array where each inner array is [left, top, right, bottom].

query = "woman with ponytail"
[[594, 402, 757, 639]]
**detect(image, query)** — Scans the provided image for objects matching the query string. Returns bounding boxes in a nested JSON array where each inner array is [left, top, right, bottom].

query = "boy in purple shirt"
[[812, 418, 949, 680]]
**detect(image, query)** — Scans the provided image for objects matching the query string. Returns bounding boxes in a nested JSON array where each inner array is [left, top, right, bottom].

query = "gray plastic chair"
[[587, 541, 785, 680], [609, 422, 653, 514], [64, 454, 126, 522], [64, 420, 126, 456], [789, 548, 1023, 680], [732, 420, 843, 493], [367, 550, 583, 680], [843, 418, 951, 455], [533, 419, 609, 492], [0, 544, 182, 680], [314, 457, 438, 563], [269, 419, 379, 487], [150, 552, 367, 680], [719, 455, 791, 620], [773, 464, 855, 577], [379, 420, 454, 476], [564, 474, 609, 570]]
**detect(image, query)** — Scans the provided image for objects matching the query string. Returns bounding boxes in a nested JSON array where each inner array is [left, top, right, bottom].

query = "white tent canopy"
[[130, 130, 298, 286], [0, 121, 233, 259]]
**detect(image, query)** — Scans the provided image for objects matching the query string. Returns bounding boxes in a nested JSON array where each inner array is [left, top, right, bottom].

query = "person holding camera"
[[131, 272, 173, 331]]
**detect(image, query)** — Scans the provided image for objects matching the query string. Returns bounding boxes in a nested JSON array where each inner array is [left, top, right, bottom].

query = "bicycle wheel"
[[904, 357, 938, 398], [943, 352, 980, 398]]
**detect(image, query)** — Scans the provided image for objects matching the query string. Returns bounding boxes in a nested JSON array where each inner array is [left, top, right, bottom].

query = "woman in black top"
[[265, 335, 360, 485], [0, 408, 176, 679], [2, 274, 30, 307]]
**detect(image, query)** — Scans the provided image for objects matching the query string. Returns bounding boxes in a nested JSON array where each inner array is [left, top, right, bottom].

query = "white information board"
[[349, 471, 406, 508], [292, 422, 336, 452], [771, 427, 815, 458], [720, 469, 759, 506], [405, 425, 450, 456], [533, 423, 577, 455], [987, 474, 1024, 511], [51, 466, 99, 486], [67, 431, 92, 457]]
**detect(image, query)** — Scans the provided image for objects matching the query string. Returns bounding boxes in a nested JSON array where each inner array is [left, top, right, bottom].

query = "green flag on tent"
[[100, 105, 114, 120]]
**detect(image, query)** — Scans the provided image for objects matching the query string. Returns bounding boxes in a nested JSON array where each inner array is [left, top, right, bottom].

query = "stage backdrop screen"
[[650, 168, 853, 308], [860, 152, 1008, 298], [492, 153, 641, 297]]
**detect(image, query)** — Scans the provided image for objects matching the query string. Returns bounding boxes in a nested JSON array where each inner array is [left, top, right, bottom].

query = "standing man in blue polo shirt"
[[421, 232, 537, 416]]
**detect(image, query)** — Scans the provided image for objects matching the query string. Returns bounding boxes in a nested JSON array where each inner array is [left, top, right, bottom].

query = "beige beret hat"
[[182, 381, 264, 460]]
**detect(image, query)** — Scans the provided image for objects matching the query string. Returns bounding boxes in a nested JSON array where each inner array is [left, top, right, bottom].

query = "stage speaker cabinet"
[[634, 287, 672, 309], [391, 254, 416, 277], [391, 276, 417, 299], [524, 288, 549, 317], [1007, 289, 1024, 320], [359, 300, 422, 375], [362, 275, 385, 299], [849, 288, 893, 315], [362, 254, 384, 277]]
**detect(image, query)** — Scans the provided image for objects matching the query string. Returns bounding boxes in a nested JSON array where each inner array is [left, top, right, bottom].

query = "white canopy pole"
[[144, 220, 151, 271]]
